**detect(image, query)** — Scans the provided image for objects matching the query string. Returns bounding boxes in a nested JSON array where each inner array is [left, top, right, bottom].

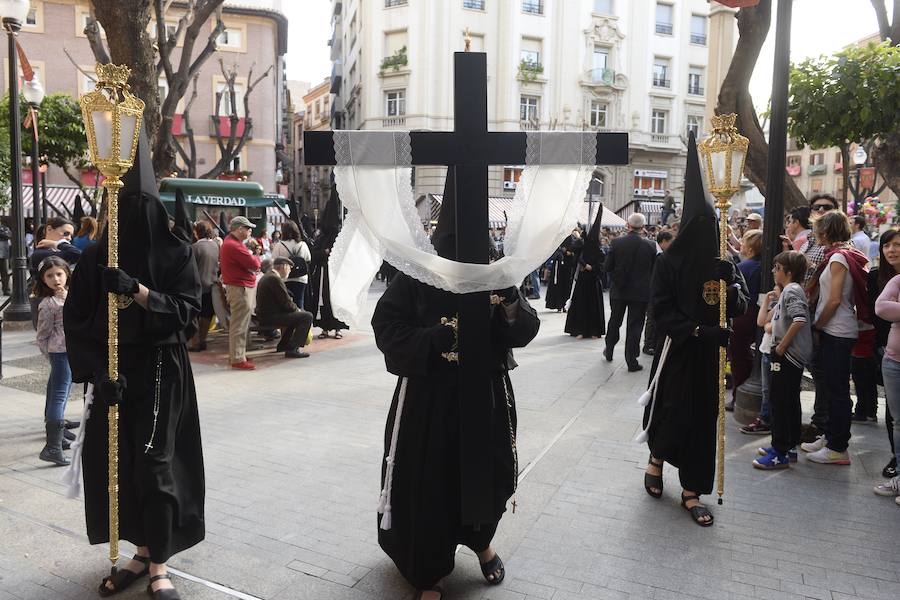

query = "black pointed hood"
[[663, 132, 720, 325], [431, 166, 457, 260], [219, 211, 228, 238], [90, 196, 98, 217], [580, 201, 604, 265], [73, 193, 85, 223], [172, 188, 193, 245], [318, 184, 343, 249]]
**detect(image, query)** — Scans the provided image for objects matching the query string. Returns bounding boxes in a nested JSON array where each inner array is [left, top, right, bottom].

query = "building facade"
[[2, 0, 287, 193], [329, 0, 719, 215]]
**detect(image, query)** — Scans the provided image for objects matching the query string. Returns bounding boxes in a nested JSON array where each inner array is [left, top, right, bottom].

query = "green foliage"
[[0, 92, 89, 189], [380, 46, 408, 71], [517, 59, 544, 83], [788, 41, 900, 150]]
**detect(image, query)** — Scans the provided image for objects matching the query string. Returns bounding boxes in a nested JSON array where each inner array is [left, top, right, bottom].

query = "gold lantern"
[[79, 62, 145, 568], [697, 113, 748, 505]]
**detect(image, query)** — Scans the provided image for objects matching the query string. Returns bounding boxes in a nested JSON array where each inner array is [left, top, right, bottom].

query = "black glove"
[[97, 374, 127, 407], [429, 323, 456, 353], [101, 267, 139, 295], [716, 259, 736, 285], [698, 325, 732, 348]]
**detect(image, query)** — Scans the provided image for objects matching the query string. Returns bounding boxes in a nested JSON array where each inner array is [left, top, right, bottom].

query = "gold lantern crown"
[[95, 62, 133, 89], [697, 113, 749, 199]]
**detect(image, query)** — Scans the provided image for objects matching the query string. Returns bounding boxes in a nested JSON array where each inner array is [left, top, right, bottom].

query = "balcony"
[[834, 162, 843, 173], [522, 0, 543, 15], [650, 133, 671, 144], [808, 163, 827, 175], [330, 61, 342, 94], [655, 22, 673, 35], [590, 68, 616, 85], [688, 85, 704, 95], [211, 116, 248, 139], [786, 165, 801, 176], [519, 120, 540, 131], [463, 0, 485, 9], [382, 116, 406, 127], [690, 34, 707, 45], [385, 0, 406, 7], [652, 78, 671, 89]]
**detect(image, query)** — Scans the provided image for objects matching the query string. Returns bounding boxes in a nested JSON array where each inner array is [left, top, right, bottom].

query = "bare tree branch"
[[62, 46, 98, 82], [872, 0, 891, 41], [84, 14, 110, 64]]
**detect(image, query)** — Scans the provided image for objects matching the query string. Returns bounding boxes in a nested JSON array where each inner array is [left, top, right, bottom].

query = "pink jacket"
[[875, 274, 900, 362]]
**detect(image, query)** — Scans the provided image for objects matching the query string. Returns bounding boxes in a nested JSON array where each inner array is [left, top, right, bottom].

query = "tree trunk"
[[874, 131, 900, 199], [715, 0, 807, 213], [90, 1, 159, 149]]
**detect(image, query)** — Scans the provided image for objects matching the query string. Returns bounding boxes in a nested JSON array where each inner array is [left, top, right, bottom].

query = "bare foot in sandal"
[[681, 490, 714, 526]]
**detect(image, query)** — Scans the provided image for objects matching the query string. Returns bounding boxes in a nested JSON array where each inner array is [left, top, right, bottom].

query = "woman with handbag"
[[272, 221, 311, 309]]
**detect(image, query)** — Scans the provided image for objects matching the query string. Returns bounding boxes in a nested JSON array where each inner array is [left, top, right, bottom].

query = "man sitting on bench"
[[255, 257, 314, 359]]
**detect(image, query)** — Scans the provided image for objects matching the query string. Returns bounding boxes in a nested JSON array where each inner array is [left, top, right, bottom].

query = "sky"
[[282, 0, 894, 108]]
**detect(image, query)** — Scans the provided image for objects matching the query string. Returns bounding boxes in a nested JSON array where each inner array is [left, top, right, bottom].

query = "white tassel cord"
[[62, 383, 94, 499], [378, 377, 408, 531], [633, 336, 671, 443]]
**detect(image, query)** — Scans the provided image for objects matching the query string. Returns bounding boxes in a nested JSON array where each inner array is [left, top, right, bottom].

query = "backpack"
[[279, 241, 308, 278]]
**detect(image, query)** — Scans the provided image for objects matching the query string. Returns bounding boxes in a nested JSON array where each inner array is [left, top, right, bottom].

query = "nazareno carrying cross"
[[304, 51, 628, 588]]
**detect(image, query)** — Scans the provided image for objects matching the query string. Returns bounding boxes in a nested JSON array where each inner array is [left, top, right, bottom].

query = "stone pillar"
[[705, 2, 738, 126]]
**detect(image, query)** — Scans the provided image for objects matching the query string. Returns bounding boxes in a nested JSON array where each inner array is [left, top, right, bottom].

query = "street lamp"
[[697, 113, 748, 505], [22, 77, 44, 230], [1, 0, 32, 321], [79, 62, 144, 571]]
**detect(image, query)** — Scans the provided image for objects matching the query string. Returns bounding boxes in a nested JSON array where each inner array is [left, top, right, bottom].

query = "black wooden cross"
[[304, 52, 628, 525]]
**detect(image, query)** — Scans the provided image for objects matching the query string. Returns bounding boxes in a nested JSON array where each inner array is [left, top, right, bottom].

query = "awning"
[[19, 185, 96, 218], [431, 194, 515, 228], [158, 177, 271, 208], [577, 203, 627, 228]]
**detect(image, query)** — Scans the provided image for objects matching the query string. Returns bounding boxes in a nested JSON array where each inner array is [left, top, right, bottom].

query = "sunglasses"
[[811, 204, 833, 212]]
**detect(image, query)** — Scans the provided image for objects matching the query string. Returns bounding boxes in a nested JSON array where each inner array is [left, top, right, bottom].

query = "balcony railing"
[[808, 163, 827, 175], [656, 22, 673, 35], [690, 33, 707, 45], [522, 0, 543, 15], [688, 85, 704, 95], [385, 0, 407, 7], [382, 116, 406, 127], [652, 78, 671, 88], [589, 68, 616, 85], [463, 0, 485, 9], [650, 133, 671, 144], [520, 120, 540, 130]]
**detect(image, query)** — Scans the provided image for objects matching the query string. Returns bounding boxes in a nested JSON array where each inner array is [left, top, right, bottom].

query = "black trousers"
[[0, 257, 10, 294], [851, 355, 879, 418], [769, 356, 803, 454], [606, 300, 647, 367], [643, 304, 657, 352], [259, 310, 313, 352]]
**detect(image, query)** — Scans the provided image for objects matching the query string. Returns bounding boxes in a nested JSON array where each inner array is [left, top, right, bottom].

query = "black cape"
[[642, 133, 748, 494], [64, 128, 205, 564], [565, 211, 605, 337], [306, 187, 348, 332], [371, 273, 539, 589], [545, 235, 581, 310]]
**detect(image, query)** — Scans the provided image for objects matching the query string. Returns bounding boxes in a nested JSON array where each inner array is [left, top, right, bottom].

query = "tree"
[[86, 0, 226, 178], [715, 0, 807, 211], [788, 42, 900, 203], [869, 0, 900, 198]]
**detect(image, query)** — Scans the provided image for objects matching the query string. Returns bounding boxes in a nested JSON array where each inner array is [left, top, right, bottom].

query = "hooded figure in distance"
[[64, 125, 204, 599], [370, 166, 540, 597], [306, 184, 349, 337], [640, 133, 748, 527], [564, 207, 606, 337]]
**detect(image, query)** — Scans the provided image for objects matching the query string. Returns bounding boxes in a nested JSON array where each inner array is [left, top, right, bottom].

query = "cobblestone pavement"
[[1, 284, 898, 600]]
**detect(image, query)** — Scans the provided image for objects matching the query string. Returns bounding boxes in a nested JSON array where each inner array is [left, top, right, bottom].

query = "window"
[[463, 0, 485, 9], [655, 3, 673, 35], [386, 89, 406, 116], [26, 8, 37, 26], [520, 95, 539, 122], [690, 15, 707, 45], [651, 110, 667, 134], [463, 33, 485, 52], [522, 0, 543, 15], [217, 27, 242, 48], [686, 115, 702, 138], [384, 29, 408, 58], [810, 153, 824, 165], [166, 22, 178, 40], [688, 67, 704, 95], [811, 178, 823, 193], [593, 47, 609, 70], [594, 0, 613, 14], [80, 70, 97, 94], [589, 173, 604, 197], [652, 59, 670, 88], [835, 151, 843, 164], [385, 0, 407, 6], [589, 101, 607, 128], [520, 37, 542, 67], [503, 167, 523, 189], [787, 155, 801, 167], [216, 82, 245, 117], [158, 78, 168, 103]]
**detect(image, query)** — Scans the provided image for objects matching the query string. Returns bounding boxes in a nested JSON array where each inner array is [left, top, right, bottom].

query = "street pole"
[[39, 161, 47, 223], [760, 0, 793, 293], [28, 108, 41, 230], [2, 16, 30, 321]]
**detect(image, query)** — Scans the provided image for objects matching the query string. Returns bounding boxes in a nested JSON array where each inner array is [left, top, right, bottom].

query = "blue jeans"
[[529, 270, 541, 297], [880, 355, 900, 466], [760, 352, 772, 422], [44, 352, 72, 422], [285, 281, 307, 310], [818, 332, 856, 452]]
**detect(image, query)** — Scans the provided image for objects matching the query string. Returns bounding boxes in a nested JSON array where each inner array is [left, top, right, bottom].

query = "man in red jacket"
[[221, 216, 261, 369]]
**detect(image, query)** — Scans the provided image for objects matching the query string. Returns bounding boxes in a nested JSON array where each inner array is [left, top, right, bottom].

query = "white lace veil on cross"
[[329, 130, 598, 325]]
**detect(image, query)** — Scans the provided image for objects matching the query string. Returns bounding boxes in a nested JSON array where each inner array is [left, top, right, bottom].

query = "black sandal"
[[317, 331, 328, 339], [681, 493, 714, 527], [334, 331, 343, 339], [146, 573, 181, 600], [480, 553, 505, 585], [98, 555, 150, 597], [644, 456, 664, 499], [412, 584, 443, 599]]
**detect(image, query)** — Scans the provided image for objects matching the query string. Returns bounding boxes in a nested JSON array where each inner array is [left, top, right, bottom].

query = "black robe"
[[65, 242, 205, 564], [564, 241, 605, 337], [371, 273, 539, 589], [642, 255, 748, 494], [306, 237, 348, 332], [545, 236, 580, 311]]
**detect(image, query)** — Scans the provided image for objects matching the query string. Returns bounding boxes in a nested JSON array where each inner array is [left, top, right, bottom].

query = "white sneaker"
[[800, 436, 826, 453], [896, 496, 900, 507], [873, 477, 900, 496], [806, 447, 851, 465]]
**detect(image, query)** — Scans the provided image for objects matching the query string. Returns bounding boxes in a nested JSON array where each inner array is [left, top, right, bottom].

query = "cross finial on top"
[[464, 27, 471, 52]]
